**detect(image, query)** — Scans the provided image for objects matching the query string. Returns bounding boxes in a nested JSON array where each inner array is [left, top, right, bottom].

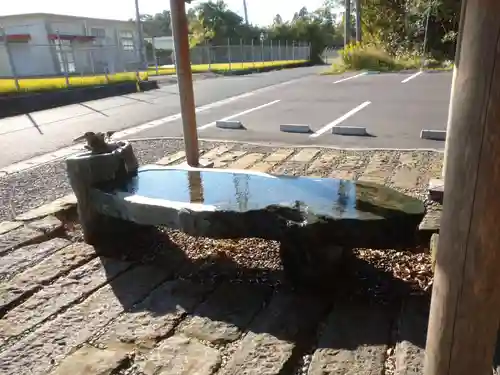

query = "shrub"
[[340, 43, 399, 71]]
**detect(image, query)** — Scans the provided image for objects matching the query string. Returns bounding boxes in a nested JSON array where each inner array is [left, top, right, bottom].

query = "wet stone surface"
[[93, 166, 426, 247]]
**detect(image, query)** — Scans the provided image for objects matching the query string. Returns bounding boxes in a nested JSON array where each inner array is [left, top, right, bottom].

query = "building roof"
[[0, 12, 134, 25]]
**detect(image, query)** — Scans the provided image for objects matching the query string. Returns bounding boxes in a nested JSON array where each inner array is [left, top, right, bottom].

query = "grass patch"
[[321, 43, 452, 75], [0, 72, 149, 94], [148, 60, 308, 76], [0, 60, 307, 94]]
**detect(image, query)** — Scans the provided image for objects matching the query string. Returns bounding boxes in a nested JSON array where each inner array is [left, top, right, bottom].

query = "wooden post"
[[170, 0, 200, 167], [424, 1, 500, 375]]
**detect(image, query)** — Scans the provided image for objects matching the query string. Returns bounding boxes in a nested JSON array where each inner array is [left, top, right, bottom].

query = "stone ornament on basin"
[[65, 134, 426, 289]]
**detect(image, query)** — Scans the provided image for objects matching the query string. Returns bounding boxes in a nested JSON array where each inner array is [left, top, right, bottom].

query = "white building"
[[0, 13, 142, 77]]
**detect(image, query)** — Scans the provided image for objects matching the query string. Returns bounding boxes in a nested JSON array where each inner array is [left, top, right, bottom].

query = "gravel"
[[0, 139, 193, 221], [0, 139, 305, 221], [0, 140, 442, 222], [1, 140, 438, 298]]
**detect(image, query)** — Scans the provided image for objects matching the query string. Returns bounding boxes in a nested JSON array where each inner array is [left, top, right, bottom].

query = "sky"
[[0, 0, 327, 26]]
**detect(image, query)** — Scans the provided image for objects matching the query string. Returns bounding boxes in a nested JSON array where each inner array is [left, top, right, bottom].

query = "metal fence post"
[[251, 39, 255, 67], [270, 40, 273, 61], [261, 39, 264, 64], [240, 38, 244, 68], [285, 40, 288, 60], [292, 41, 295, 60], [152, 36, 159, 74], [278, 40, 281, 61], [89, 50, 95, 74], [227, 37, 232, 70], [56, 30, 70, 87], [0, 26, 20, 92]]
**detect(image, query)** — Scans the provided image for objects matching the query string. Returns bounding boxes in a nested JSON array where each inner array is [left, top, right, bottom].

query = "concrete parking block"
[[279, 124, 312, 133], [215, 120, 245, 130], [331, 126, 369, 136], [420, 129, 446, 141]]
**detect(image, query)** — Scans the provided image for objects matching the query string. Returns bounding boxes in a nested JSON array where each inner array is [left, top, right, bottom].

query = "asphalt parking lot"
[[134, 70, 451, 149], [0, 67, 451, 170]]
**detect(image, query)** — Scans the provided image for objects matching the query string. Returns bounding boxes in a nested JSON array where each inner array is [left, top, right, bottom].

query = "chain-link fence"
[[0, 43, 141, 78], [146, 38, 311, 70], [0, 28, 310, 92]]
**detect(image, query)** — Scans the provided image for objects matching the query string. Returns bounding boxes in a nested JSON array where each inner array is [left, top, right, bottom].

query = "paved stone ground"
[[0, 144, 449, 375]]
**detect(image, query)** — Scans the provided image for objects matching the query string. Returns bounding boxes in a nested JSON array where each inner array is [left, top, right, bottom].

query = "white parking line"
[[198, 100, 281, 130], [333, 72, 368, 84], [401, 71, 423, 83], [113, 92, 254, 139], [310, 101, 372, 138]]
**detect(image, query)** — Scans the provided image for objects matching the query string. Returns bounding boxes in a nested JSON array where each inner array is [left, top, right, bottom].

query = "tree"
[[329, 0, 461, 59], [140, 11, 172, 37], [273, 14, 283, 26]]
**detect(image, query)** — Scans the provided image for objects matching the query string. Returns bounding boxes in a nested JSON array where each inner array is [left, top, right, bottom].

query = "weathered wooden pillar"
[[424, 1, 500, 374], [65, 141, 138, 245], [170, 0, 200, 167]]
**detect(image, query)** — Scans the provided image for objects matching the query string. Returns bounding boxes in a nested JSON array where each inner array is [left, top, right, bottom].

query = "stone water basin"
[[91, 165, 425, 247]]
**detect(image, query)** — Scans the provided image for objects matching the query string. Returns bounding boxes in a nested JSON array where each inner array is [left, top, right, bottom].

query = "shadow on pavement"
[[90, 224, 432, 357]]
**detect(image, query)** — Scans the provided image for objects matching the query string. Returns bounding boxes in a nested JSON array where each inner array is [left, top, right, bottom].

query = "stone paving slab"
[[50, 343, 133, 375], [15, 194, 76, 221], [0, 221, 22, 235], [395, 298, 430, 375], [308, 302, 392, 375], [26, 215, 63, 234], [0, 242, 96, 314], [0, 226, 46, 256], [219, 292, 329, 375], [0, 144, 446, 375], [0, 238, 71, 281], [0, 257, 130, 343], [140, 335, 222, 375], [179, 282, 271, 345], [0, 265, 170, 375], [94, 279, 212, 350]]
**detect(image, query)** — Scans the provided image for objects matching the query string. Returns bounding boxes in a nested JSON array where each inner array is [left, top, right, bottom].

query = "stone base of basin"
[[65, 147, 426, 289], [280, 234, 347, 290], [65, 141, 139, 245]]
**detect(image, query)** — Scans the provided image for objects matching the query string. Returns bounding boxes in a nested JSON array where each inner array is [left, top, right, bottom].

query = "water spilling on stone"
[[107, 167, 424, 222]]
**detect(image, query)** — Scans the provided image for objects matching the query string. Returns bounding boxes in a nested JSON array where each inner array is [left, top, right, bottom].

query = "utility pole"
[[424, 1, 500, 375], [344, 0, 351, 46], [134, 0, 147, 69], [355, 0, 362, 42], [170, 0, 200, 167], [243, 0, 249, 25]]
